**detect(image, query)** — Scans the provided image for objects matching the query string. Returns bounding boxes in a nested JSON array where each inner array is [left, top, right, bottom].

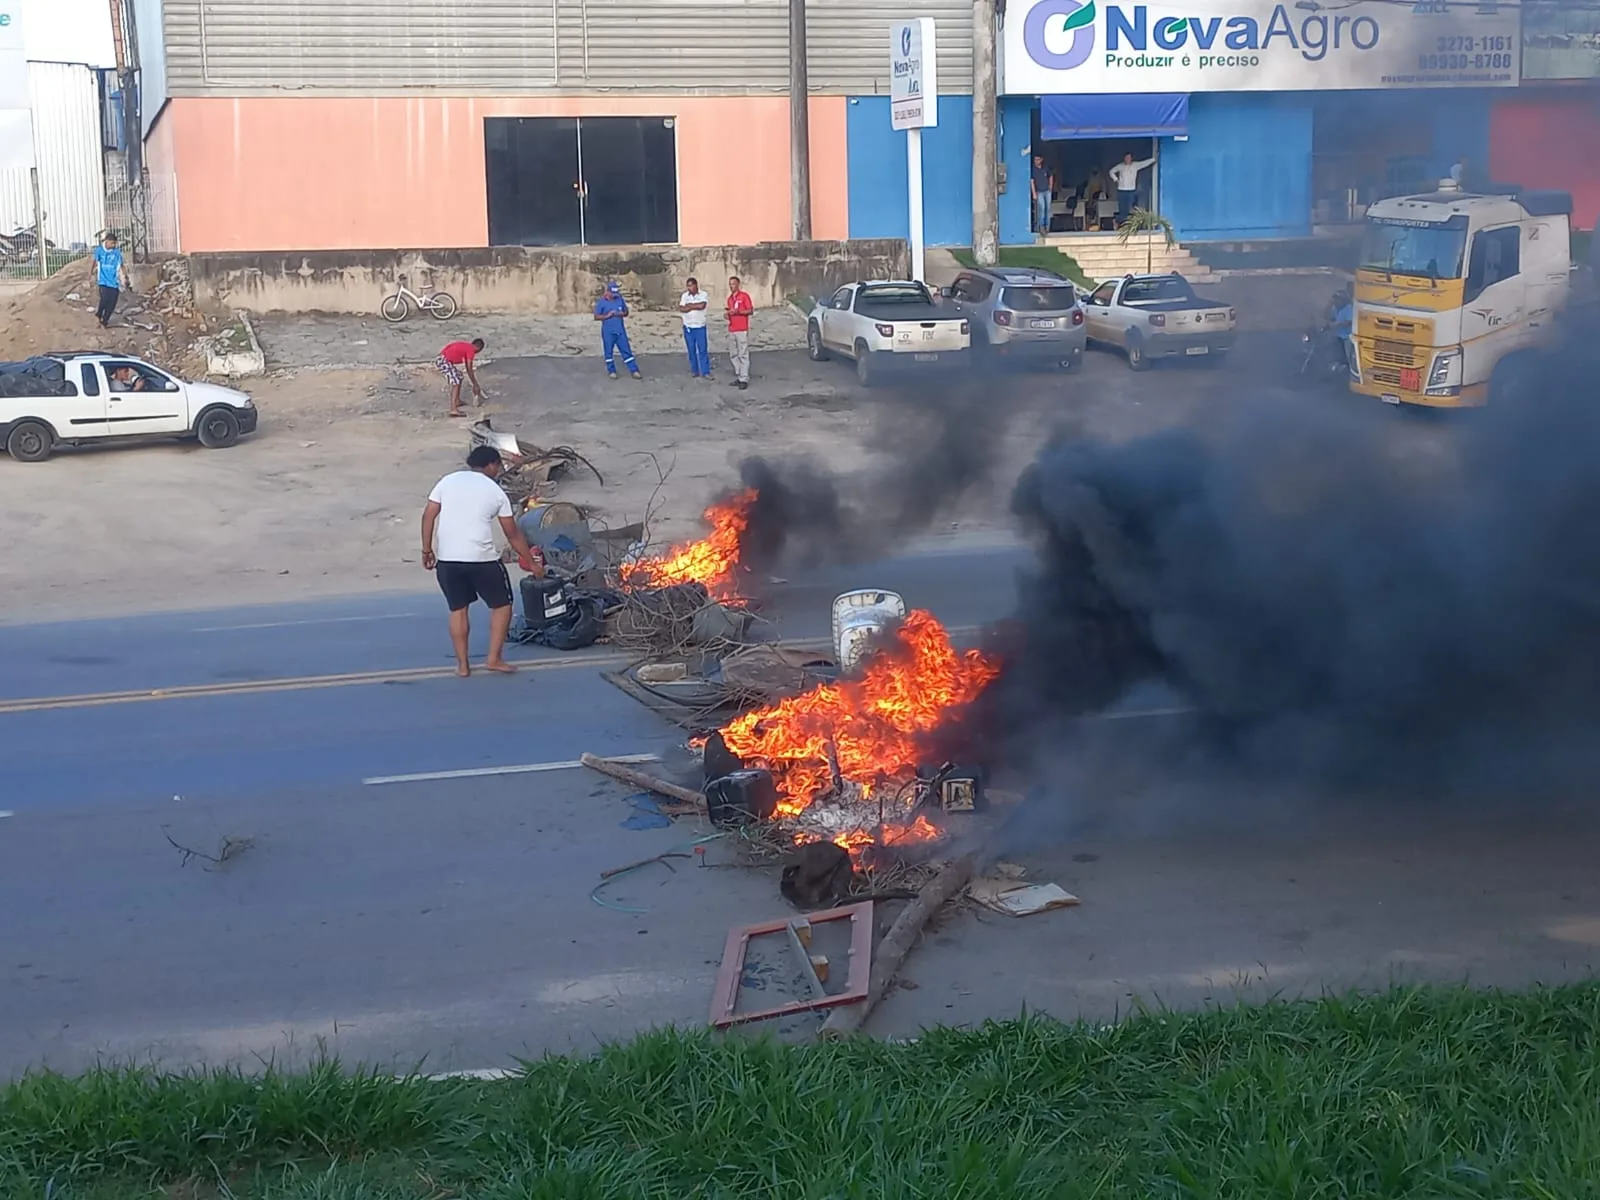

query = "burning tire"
[[807, 322, 830, 362]]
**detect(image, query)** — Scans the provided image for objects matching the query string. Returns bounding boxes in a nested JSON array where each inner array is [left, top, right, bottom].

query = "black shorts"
[[436, 560, 513, 612]]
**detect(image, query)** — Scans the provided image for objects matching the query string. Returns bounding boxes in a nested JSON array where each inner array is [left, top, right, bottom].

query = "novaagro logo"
[[1023, 0, 1381, 68], [1023, 0, 1098, 70]]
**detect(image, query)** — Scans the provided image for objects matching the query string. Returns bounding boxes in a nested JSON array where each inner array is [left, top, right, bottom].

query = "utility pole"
[[971, 0, 998, 264], [789, 0, 813, 241]]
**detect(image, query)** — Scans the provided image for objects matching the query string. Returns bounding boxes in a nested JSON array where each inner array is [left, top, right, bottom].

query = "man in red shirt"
[[725, 276, 754, 390], [437, 338, 485, 417]]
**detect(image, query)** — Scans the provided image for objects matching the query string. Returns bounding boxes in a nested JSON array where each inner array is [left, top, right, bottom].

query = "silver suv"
[[941, 267, 1086, 370]]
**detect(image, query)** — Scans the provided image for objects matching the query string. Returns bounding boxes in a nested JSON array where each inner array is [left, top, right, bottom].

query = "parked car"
[[1082, 273, 1236, 371], [940, 266, 1086, 370], [0, 352, 258, 462], [806, 280, 970, 386]]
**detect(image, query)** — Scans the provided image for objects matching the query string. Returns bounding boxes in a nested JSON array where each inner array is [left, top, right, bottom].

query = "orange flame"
[[718, 610, 998, 848], [621, 489, 755, 601]]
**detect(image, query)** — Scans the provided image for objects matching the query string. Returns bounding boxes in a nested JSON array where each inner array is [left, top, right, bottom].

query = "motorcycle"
[[1299, 286, 1353, 383]]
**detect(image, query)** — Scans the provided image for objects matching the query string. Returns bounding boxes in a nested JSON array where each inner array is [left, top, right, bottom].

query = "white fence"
[[0, 63, 111, 279]]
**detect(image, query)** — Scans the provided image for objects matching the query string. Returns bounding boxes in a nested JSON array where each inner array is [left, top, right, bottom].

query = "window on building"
[[485, 116, 679, 248]]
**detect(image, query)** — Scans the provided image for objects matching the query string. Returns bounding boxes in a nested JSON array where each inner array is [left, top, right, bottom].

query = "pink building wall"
[[149, 95, 850, 253]]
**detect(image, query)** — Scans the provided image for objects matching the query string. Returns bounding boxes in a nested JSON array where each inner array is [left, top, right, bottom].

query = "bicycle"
[[380, 274, 458, 322]]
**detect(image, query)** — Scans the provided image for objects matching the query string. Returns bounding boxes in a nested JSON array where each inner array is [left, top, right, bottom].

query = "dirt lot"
[[0, 270, 1348, 624]]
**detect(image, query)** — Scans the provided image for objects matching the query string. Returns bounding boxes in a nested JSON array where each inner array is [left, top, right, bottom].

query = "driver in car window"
[[109, 366, 148, 392]]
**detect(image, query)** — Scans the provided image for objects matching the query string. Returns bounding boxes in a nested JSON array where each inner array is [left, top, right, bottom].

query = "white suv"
[[0, 353, 258, 462]]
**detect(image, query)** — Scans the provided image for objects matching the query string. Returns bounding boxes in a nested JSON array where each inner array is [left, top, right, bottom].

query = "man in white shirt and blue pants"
[[1110, 152, 1156, 227], [679, 276, 712, 378]]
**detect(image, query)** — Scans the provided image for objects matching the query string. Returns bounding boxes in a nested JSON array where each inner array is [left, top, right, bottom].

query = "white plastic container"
[[831, 589, 906, 676]]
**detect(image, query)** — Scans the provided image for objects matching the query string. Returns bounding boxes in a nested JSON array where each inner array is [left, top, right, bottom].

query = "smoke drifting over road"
[[729, 377, 1026, 576], [977, 316, 1600, 806]]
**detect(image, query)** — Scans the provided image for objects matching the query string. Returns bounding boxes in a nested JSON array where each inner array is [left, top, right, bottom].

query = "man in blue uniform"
[[593, 282, 641, 379]]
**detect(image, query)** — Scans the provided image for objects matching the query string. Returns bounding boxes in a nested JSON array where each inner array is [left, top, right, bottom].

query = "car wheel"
[[807, 322, 830, 362], [197, 407, 241, 449], [6, 419, 52, 463], [855, 342, 877, 387], [1126, 334, 1151, 372]]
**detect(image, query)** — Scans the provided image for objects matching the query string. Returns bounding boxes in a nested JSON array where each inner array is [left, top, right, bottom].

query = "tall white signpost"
[[889, 18, 937, 283]]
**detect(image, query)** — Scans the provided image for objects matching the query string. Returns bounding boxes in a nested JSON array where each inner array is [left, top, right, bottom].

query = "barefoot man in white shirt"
[[421, 445, 543, 676]]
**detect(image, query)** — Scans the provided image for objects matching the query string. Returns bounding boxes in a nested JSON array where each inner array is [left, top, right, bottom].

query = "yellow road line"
[[0, 624, 986, 717], [0, 652, 635, 715]]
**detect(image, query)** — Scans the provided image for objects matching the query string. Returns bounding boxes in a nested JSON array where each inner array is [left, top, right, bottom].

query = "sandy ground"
[[0, 272, 1343, 624], [0, 369, 471, 622]]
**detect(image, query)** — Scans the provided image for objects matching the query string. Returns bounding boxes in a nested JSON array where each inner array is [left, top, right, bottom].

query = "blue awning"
[[1040, 94, 1189, 140]]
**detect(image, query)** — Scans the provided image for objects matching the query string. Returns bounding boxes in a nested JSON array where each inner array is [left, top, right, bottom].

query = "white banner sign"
[[1002, 0, 1520, 93], [0, 4, 25, 109], [0, 3, 31, 169], [890, 18, 939, 129]]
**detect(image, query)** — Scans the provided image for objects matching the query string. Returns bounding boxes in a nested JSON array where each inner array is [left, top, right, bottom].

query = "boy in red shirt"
[[437, 338, 485, 416], [725, 276, 754, 390]]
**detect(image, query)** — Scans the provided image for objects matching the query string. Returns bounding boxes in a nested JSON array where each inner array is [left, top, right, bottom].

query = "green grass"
[[5, 985, 1600, 1198], [950, 245, 1092, 289]]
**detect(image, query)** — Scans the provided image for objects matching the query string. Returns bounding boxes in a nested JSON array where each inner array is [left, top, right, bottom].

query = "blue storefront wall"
[[1160, 93, 1314, 242], [998, 93, 1035, 246], [846, 95, 975, 247]]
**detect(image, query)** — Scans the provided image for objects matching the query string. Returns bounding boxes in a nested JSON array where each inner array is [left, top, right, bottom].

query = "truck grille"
[[1368, 366, 1405, 386], [1371, 339, 1422, 368]]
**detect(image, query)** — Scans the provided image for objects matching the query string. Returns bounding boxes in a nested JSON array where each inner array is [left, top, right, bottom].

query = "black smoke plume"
[[728, 375, 1026, 576], [968, 314, 1600, 806]]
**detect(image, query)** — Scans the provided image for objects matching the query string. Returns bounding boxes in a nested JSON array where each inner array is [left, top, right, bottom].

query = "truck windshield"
[[1360, 220, 1468, 280], [1001, 286, 1076, 311]]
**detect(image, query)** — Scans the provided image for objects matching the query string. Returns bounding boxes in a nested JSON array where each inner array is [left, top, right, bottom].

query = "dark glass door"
[[484, 117, 582, 247], [578, 117, 679, 246]]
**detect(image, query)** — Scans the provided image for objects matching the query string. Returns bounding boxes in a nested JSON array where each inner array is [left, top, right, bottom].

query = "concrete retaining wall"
[[185, 241, 909, 316]]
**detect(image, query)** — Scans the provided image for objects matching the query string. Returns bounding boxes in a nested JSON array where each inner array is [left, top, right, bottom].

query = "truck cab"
[[1349, 182, 1573, 408]]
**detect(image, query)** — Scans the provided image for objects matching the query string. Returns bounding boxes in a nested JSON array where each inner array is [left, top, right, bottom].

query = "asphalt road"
[[4, 544, 1599, 1080], [4, 337, 1597, 1080]]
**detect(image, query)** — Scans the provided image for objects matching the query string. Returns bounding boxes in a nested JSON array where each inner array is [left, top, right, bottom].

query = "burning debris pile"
[[621, 488, 756, 602], [705, 610, 999, 857]]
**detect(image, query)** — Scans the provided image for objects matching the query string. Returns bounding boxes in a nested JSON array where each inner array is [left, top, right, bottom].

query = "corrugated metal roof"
[[164, 0, 976, 93]]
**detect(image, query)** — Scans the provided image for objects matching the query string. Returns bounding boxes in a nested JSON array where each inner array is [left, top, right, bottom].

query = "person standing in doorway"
[[436, 337, 485, 417], [1110, 151, 1156, 226], [1030, 154, 1055, 235], [421, 445, 544, 678], [93, 232, 130, 328], [725, 276, 754, 390], [679, 276, 712, 378], [593, 282, 642, 380]]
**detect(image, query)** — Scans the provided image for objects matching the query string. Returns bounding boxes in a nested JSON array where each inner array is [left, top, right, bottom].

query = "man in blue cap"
[[592, 282, 641, 379]]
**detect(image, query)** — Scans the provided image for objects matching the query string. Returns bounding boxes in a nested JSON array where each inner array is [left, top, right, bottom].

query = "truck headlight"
[[1427, 348, 1462, 393]]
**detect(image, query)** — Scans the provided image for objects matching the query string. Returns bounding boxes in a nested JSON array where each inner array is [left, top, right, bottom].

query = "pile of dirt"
[[0, 257, 220, 376]]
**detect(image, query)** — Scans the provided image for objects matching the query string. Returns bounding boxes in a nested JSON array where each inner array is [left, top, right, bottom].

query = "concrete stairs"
[[1043, 233, 1219, 285]]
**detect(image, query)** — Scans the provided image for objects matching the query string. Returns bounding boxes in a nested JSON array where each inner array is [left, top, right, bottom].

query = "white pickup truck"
[[0, 352, 258, 462], [1082, 273, 1236, 371], [805, 280, 971, 386]]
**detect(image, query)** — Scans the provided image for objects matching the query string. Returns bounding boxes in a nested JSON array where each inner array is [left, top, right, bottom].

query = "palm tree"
[[1117, 207, 1177, 273]]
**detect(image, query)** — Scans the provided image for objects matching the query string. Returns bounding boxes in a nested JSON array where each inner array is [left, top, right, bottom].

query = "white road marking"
[[194, 612, 425, 633], [363, 753, 661, 786]]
